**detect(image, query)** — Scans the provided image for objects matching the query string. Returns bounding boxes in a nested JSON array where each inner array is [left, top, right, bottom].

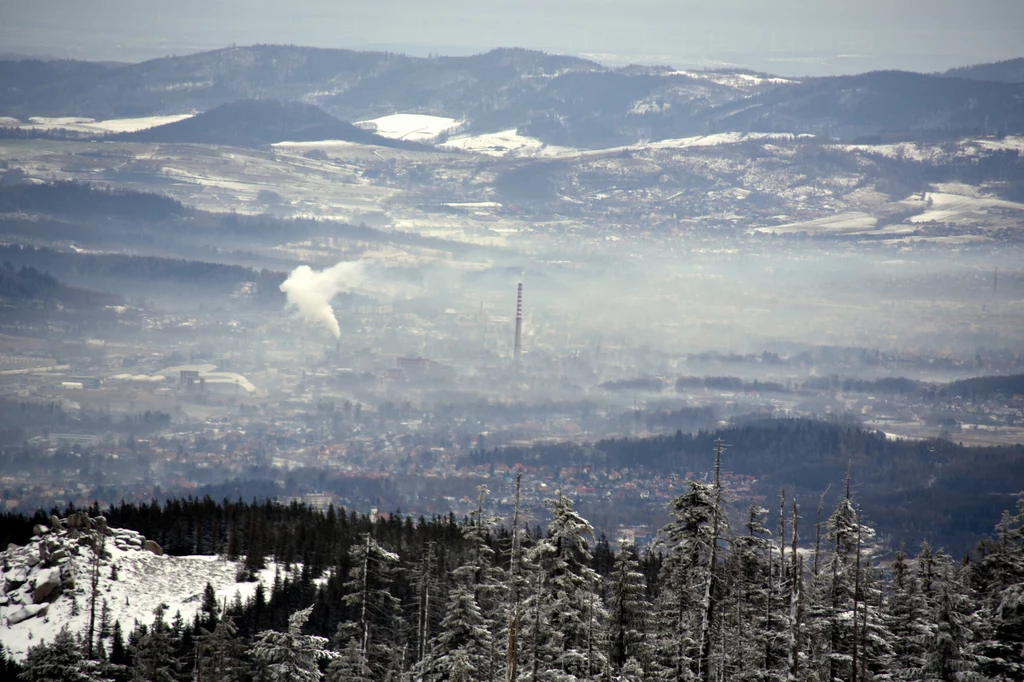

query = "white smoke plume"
[[279, 261, 370, 339]]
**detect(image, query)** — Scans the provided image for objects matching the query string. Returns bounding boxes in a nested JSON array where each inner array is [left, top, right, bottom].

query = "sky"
[[3, 0, 1023, 76]]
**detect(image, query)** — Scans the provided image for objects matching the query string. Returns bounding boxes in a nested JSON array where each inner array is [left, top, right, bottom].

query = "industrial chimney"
[[513, 282, 523, 365]]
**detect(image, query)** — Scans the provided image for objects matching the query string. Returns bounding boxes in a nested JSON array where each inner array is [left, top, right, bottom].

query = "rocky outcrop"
[[8, 603, 46, 624], [2, 512, 155, 625], [32, 567, 61, 602]]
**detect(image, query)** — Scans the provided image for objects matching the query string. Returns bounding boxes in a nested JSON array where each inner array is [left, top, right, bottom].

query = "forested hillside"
[[4, 469, 1024, 681]]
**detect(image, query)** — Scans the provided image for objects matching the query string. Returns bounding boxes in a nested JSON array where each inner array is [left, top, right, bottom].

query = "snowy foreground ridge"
[[1, 511, 275, 661]]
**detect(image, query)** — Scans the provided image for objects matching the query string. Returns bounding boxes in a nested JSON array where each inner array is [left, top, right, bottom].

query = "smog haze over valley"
[[2, 2, 1024, 678]]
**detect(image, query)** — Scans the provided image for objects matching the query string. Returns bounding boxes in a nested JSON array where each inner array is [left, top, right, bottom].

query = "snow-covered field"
[[665, 70, 796, 86], [754, 212, 878, 235], [648, 132, 813, 150], [439, 128, 551, 156], [1, 114, 194, 134], [356, 114, 460, 142], [909, 187, 1024, 226]]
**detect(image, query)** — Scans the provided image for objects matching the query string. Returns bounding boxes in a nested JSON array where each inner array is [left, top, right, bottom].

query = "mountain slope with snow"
[[1, 512, 281, 661]]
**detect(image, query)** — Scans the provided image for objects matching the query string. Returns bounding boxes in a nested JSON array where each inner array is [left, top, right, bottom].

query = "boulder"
[[143, 540, 164, 556], [8, 603, 43, 624], [94, 516, 107, 531], [25, 551, 40, 567], [32, 567, 61, 602], [32, 524, 48, 536], [7, 567, 28, 587], [47, 549, 68, 564], [50, 515, 62, 531]]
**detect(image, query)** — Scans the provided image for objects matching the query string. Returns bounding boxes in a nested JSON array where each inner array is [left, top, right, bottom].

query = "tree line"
[[7, 453, 1024, 681]]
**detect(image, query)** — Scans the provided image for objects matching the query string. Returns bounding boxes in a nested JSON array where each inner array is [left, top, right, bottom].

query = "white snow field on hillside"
[[439, 128, 550, 156], [1, 114, 194, 134], [667, 70, 797, 86], [754, 212, 879, 236], [1, 513, 288, 661], [355, 113, 461, 142], [909, 186, 1024, 226]]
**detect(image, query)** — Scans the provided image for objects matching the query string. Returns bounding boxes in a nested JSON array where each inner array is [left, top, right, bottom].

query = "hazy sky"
[[3, 0, 1023, 75]]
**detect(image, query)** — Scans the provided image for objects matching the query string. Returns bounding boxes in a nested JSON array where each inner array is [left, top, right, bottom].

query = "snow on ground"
[[439, 129, 809, 158], [648, 132, 812, 150], [974, 136, 1024, 153], [356, 114, 461, 142], [665, 70, 797, 86], [832, 142, 949, 163], [754, 212, 878, 235], [271, 140, 363, 149], [1, 526, 293, 661], [2, 114, 194, 134], [439, 129, 549, 157], [909, 187, 1024, 225]]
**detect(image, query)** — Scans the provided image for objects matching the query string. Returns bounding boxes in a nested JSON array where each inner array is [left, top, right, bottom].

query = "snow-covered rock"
[[0, 514, 293, 662], [8, 603, 47, 624], [31, 567, 61, 603]]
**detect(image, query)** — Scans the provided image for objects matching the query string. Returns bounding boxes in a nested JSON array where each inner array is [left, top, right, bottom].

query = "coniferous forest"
[[5, 448, 1024, 682]]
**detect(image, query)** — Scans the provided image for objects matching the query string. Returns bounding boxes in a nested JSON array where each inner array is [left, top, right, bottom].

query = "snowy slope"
[[355, 114, 460, 142], [1, 513, 282, 661], [2, 114, 195, 134]]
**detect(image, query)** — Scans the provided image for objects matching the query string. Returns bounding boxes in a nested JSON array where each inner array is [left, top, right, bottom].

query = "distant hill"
[[944, 57, 1024, 83], [712, 70, 1024, 139], [114, 99, 422, 148], [3, 45, 1024, 148]]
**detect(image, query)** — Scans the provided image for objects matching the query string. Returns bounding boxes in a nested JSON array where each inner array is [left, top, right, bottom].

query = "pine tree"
[[132, 608, 181, 682], [20, 626, 104, 682], [110, 621, 129, 668], [252, 606, 331, 682], [195, 617, 247, 682], [607, 545, 653, 675], [654, 454, 728, 682], [521, 494, 607, 682], [325, 638, 373, 682], [421, 583, 493, 682], [972, 495, 1024, 680], [336, 534, 406, 679], [99, 599, 112, 640], [919, 563, 984, 682], [887, 546, 932, 677]]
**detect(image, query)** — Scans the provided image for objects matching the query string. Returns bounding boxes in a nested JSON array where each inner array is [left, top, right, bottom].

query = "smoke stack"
[[513, 282, 523, 365]]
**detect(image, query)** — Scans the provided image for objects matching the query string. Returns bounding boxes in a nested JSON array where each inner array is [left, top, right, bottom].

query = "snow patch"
[[6, 114, 194, 134], [755, 212, 878, 235], [1, 519, 290, 661], [355, 114, 461, 142], [909, 190, 1024, 226]]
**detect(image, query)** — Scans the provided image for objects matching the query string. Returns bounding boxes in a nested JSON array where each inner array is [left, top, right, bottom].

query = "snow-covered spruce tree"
[[334, 533, 406, 680], [325, 637, 373, 682], [654, 442, 728, 682], [886, 546, 933, 678], [521, 494, 607, 682], [19, 626, 105, 682], [455, 485, 508, 682], [918, 562, 985, 682], [607, 545, 654, 676], [252, 605, 333, 682], [132, 607, 182, 682], [970, 495, 1024, 681], [804, 486, 893, 682], [419, 581, 494, 682], [719, 504, 785, 681], [195, 616, 247, 682]]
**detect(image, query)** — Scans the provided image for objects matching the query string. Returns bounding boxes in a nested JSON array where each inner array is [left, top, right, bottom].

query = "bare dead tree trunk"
[[507, 473, 522, 682], [699, 439, 724, 682], [852, 508, 863, 682], [788, 503, 800, 681]]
